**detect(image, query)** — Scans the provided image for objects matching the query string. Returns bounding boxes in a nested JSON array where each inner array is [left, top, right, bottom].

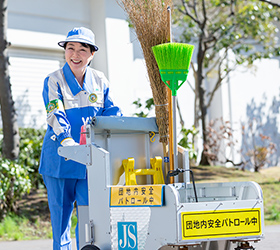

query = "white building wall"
[[8, 48, 64, 128], [90, 0, 153, 116], [8, 0, 92, 34], [5, 0, 95, 129], [222, 58, 280, 166]]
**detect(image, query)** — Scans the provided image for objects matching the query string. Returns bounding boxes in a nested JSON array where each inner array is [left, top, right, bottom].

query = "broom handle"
[[162, 142, 169, 180], [168, 85, 174, 183], [172, 95, 178, 171], [167, 6, 172, 42], [167, 6, 175, 183]]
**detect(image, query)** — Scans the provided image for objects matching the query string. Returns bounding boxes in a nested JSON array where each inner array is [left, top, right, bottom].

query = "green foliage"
[[173, 1, 280, 148], [0, 128, 45, 219], [0, 213, 52, 240], [0, 159, 32, 219], [266, 204, 280, 222], [174, 0, 280, 68], [132, 98, 154, 117], [179, 126, 199, 161], [1, 128, 45, 189], [70, 213, 78, 237], [0, 215, 26, 240], [18, 128, 45, 188]]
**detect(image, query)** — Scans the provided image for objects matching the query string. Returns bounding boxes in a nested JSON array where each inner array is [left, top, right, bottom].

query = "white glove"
[[61, 138, 79, 146]]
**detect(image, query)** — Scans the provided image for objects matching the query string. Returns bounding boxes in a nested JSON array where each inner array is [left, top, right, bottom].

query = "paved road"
[[0, 224, 279, 249], [251, 224, 280, 249], [0, 238, 77, 250]]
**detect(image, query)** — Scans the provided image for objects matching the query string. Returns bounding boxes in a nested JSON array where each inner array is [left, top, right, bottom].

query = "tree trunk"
[[0, 0, 20, 160], [195, 33, 210, 166]]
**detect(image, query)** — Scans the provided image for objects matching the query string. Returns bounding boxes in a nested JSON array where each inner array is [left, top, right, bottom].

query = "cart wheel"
[[81, 245, 100, 250], [234, 241, 255, 250]]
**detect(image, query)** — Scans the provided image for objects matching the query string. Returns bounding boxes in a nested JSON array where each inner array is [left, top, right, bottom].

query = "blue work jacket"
[[39, 63, 122, 179]]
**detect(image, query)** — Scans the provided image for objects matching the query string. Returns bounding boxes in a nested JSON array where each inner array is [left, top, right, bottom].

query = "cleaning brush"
[[152, 43, 194, 96], [152, 42, 194, 170]]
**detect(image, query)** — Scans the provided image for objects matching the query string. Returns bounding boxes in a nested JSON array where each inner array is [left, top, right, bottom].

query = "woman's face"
[[65, 42, 94, 76]]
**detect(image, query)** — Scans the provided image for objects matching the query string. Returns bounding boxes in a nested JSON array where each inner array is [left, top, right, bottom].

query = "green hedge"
[[17, 128, 45, 189], [0, 159, 32, 219], [0, 128, 45, 219]]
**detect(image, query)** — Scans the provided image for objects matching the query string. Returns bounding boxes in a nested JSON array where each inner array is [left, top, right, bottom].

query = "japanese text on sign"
[[181, 209, 261, 240], [110, 185, 163, 207]]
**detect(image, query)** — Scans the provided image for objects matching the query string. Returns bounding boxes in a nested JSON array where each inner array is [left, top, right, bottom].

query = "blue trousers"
[[43, 175, 88, 250]]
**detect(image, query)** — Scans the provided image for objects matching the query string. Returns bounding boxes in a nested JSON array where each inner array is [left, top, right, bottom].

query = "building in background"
[[4, 0, 156, 128], [2, 0, 280, 166]]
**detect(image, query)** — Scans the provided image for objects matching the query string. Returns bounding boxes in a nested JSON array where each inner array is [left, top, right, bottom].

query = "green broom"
[[152, 43, 194, 170]]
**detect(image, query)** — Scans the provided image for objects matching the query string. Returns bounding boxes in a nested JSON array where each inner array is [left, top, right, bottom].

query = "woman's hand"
[[61, 138, 79, 146]]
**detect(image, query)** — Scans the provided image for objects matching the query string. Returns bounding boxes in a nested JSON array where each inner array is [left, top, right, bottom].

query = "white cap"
[[58, 27, 98, 51]]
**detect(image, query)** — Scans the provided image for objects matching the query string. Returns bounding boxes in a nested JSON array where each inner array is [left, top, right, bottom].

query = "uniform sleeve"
[[42, 76, 73, 144]]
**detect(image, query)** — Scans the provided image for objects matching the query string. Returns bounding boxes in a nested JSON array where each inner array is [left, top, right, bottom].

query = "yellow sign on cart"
[[181, 208, 262, 240], [110, 185, 163, 207]]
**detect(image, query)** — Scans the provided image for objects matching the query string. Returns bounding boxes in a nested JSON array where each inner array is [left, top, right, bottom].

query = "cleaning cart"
[[58, 116, 264, 250]]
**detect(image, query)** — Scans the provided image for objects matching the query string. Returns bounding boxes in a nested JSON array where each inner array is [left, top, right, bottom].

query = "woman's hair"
[[63, 42, 96, 53]]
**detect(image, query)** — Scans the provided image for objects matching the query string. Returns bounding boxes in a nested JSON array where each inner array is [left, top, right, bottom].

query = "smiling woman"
[[39, 27, 122, 250], [64, 42, 95, 86], [58, 27, 99, 86]]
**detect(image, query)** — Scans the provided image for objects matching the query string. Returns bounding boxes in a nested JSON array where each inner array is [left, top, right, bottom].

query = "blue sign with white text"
[[118, 222, 138, 250]]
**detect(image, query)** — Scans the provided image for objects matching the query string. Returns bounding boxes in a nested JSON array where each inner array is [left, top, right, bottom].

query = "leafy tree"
[[173, 0, 280, 164], [0, 0, 19, 160]]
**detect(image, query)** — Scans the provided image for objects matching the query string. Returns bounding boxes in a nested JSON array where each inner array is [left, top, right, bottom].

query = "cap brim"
[[58, 40, 99, 51]]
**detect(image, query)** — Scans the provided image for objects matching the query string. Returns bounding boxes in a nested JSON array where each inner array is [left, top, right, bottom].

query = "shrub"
[[0, 158, 31, 219], [266, 204, 280, 222], [179, 126, 199, 162], [0, 128, 45, 219], [18, 128, 45, 189]]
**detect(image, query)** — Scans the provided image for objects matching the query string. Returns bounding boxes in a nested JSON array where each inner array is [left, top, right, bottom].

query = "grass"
[[191, 165, 280, 225], [0, 189, 77, 241], [0, 189, 52, 241], [0, 214, 52, 241], [0, 213, 77, 241], [0, 166, 279, 241]]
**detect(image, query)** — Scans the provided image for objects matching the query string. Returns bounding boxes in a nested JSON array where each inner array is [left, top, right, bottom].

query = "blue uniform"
[[39, 62, 122, 250]]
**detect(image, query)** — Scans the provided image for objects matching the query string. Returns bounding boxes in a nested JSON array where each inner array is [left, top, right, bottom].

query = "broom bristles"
[[119, 0, 173, 144], [152, 43, 194, 70]]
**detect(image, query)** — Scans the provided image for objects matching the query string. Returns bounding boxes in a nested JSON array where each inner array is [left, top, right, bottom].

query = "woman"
[[39, 27, 122, 250]]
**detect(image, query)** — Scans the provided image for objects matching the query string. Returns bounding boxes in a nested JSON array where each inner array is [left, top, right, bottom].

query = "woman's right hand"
[[61, 138, 79, 146]]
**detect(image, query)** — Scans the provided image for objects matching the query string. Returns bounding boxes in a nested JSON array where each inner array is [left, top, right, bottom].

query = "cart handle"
[[166, 169, 198, 202]]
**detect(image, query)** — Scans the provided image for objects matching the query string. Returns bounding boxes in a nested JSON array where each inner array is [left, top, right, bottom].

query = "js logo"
[[118, 222, 138, 250]]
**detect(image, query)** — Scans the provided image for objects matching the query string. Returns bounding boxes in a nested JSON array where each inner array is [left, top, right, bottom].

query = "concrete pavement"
[[251, 224, 280, 249], [0, 238, 77, 250], [0, 224, 279, 249]]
